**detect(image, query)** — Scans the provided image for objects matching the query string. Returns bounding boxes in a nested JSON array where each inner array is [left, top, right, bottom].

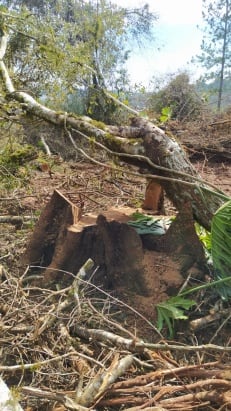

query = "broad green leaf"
[[156, 296, 196, 337], [211, 199, 231, 299]]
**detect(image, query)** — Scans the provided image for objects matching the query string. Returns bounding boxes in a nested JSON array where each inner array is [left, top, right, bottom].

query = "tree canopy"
[[0, 0, 158, 122]]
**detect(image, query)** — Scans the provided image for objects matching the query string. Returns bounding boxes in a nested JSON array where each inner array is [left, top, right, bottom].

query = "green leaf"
[[128, 213, 173, 235], [195, 203, 231, 300], [195, 222, 211, 251], [156, 307, 174, 338], [159, 106, 172, 124], [156, 296, 196, 337], [211, 199, 231, 299]]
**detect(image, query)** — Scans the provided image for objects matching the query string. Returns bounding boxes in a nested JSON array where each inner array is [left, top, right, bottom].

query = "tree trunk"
[[0, 33, 228, 230]]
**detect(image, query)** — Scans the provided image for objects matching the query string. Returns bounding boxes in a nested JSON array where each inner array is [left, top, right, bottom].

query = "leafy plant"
[[0, 143, 37, 171], [156, 202, 231, 336], [195, 222, 212, 264], [159, 106, 172, 124], [127, 212, 173, 235], [0, 143, 37, 189], [156, 296, 196, 338], [148, 72, 204, 121], [211, 199, 231, 299], [195, 222, 211, 252]]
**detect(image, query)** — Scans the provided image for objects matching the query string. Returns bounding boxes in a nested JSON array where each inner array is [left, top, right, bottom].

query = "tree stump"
[[22, 190, 206, 296], [23, 190, 148, 294]]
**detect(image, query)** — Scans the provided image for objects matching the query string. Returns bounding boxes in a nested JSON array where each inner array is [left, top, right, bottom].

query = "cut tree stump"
[[23, 190, 206, 294], [23, 190, 148, 293]]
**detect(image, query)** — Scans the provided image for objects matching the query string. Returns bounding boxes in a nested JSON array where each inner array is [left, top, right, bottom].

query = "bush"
[[148, 72, 204, 121]]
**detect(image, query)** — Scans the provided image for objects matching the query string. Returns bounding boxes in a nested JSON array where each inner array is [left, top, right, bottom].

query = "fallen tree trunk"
[[0, 33, 229, 230]]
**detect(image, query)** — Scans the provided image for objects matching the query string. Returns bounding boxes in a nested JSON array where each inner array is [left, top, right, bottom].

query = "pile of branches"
[[1, 260, 231, 411]]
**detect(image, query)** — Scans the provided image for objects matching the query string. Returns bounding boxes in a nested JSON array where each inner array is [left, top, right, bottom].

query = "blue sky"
[[114, 0, 204, 87]]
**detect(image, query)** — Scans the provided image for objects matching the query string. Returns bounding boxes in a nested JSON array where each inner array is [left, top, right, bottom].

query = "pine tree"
[[197, 0, 231, 110]]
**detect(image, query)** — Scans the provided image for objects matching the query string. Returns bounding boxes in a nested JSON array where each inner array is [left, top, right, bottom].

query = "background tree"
[[196, 0, 231, 111], [148, 72, 204, 122], [1, 0, 158, 123]]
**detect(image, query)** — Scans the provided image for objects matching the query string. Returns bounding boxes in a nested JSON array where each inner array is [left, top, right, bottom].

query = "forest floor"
[[0, 118, 231, 410]]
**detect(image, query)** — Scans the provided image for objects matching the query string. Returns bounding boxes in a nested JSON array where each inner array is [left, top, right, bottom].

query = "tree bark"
[[0, 32, 228, 230], [23, 190, 149, 292]]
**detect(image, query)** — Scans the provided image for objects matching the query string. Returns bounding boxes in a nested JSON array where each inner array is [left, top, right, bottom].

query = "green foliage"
[[195, 223, 211, 252], [0, 143, 37, 189], [195, 211, 231, 300], [1, 0, 158, 122], [211, 199, 231, 299], [159, 106, 172, 124], [156, 296, 196, 338], [196, 0, 231, 110], [86, 87, 120, 123], [148, 72, 204, 121], [195, 222, 212, 264], [128, 212, 173, 235], [156, 208, 231, 336], [0, 143, 37, 169]]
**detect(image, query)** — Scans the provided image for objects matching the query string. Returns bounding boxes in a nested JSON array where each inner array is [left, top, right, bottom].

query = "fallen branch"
[[21, 386, 92, 411], [73, 326, 145, 353], [0, 30, 228, 229], [21, 356, 134, 410], [78, 354, 134, 407], [99, 375, 231, 409], [40, 135, 51, 156], [0, 352, 76, 372], [31, 258, 94, 339], [190, 307, 231, 331], [105, 361, 225, 391], [73, 326, 231, 353]]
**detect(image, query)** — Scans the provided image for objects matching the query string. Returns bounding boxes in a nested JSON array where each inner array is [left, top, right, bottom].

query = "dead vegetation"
[[1, 255, 231, 411], [0, 109, 231, 410], [0, 147, 231, 410]]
